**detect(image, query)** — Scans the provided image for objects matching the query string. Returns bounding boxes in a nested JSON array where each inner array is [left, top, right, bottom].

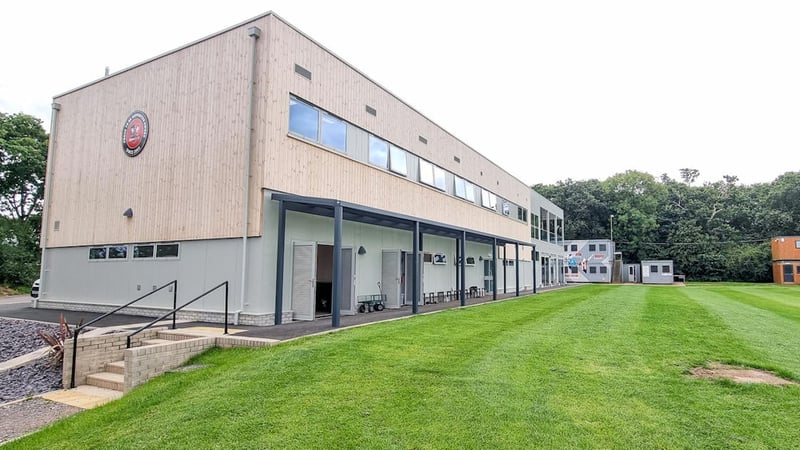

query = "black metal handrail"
[[70, 280, 178, 388], [125, 281, 229, 349]]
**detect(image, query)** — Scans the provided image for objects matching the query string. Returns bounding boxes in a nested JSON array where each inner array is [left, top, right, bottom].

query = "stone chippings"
[[0, 318, 64, 403], [0, 317, 60, 363]]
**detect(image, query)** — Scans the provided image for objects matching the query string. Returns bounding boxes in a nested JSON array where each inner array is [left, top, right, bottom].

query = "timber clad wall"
[[46, 13, 531, 249], [47, 21, 264, 248], [261, 16, 531, 243]]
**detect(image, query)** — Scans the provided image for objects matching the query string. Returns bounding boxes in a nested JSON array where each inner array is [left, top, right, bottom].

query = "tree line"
[[534, 169, 800, 282], [0, 112, 47, 289]]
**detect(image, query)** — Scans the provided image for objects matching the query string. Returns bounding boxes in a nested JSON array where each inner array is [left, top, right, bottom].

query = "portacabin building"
[[563, 239, 616, 283], [36, 12, 554, 327]]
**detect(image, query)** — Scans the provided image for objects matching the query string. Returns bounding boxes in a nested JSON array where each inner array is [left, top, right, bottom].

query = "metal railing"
[[70, 280, 178, 388], [125, 281, 229, 349]]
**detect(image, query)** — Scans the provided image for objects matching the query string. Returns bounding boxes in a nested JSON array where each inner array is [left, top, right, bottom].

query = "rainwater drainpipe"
[[36, 102, 60, 308], [237, 26, 261, 325]]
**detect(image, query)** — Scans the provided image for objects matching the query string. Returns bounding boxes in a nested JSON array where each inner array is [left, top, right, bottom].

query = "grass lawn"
[[9, 283, 800, 449]]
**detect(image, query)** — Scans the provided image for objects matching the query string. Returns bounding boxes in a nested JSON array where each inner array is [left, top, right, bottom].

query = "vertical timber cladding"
[[259, 15, 531, 244], [46, 18, 271, 249]]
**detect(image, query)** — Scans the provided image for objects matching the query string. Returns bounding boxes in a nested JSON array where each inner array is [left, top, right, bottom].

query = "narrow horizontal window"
[[289, 97, 318, 141], [133, 245, 155, 258], [156, 244, 179, 258], [108, 246, 128, 259], [89, 247, 107, 260]]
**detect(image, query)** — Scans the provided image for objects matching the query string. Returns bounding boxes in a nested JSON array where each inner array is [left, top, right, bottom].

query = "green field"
[[10, 283, 800, 449]]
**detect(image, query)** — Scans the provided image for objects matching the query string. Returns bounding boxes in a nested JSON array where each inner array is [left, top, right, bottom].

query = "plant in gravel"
[[36, 314, 79, 366]]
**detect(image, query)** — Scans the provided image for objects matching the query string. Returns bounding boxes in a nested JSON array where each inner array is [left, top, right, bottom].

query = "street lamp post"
[[610, 214, 614, 241]]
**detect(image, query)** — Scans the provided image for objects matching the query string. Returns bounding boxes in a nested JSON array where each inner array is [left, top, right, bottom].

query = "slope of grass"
[[9, 283, 800, 449]]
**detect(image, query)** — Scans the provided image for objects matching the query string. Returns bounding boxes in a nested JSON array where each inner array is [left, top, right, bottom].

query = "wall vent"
[[53, 220, 60, 231], [365, 105, 377, 116], [419, 136, 428, 144], [453, 156, 461, 163], [294, 64, 312, 80]]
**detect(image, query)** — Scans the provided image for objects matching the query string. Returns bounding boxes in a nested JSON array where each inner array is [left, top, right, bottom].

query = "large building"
[[37, 12, 561, 326]]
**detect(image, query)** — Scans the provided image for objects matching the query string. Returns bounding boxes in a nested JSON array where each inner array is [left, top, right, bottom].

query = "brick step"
[[86, 371, 124, 392], [106, 360, 125, 375], [141, 338, 174, 346]]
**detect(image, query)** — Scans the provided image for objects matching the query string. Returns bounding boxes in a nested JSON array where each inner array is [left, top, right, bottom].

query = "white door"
[[291, 242, 316, 321], [340, 248, 356, 315], [628, 266, 636, 283], [382, 250, 401, 308]]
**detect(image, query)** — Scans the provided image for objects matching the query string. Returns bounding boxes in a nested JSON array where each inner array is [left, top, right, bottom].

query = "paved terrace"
[[0, 285, 570, 341]]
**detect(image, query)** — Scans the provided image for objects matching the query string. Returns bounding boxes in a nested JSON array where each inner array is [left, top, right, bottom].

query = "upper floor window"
[[589, 244, 596, 252], [320, 113, 346, 151], [368, 135, 389, 168], [454, 176, 476, 203], [289, 97, 318, 141], [481, 189, 497, 210], [389, 145, 407, 176], [420, 159, 446, 191], [796, 240, 800, 249], [289, 96, 346, 152], [599, 244, 607, 252]]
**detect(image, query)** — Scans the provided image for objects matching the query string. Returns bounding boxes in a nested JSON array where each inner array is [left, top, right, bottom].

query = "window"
[[589, 266, 597, 274], [599, 244, 607, 252], [796, 240, 800, 249], [662, 265, 672, 274], [465, 181, 476, 202], [589, 244, 596, 252], [570, 266, 578, 274], [480, 189, 497, 210], [89, 247, 107, 260], [133, 245, 155, 258], [423, 253, 433, 263], [433, 166, 446, 190], [502, 202, 510, 216], [368, 135, 389, 168], [108, 246, 128, 259], [455, 176, 467, 198], [650, 265, 659, 273], [563, 245, 568, 251], [320, 113, 346, 151], [288, 97, 318, 141], [533, 216, 540, 240], [419, 160, 434, 186], [599, 266, 608, 274], [389, 145, 407, 176], [518, 208, 528, 222], [571, 244, 578, 252], [465, 256, 476, 266], [156, 243, 179, 258]]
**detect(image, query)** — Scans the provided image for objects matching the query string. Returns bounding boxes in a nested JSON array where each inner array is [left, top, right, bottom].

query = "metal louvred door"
[[340, 248, 355, 315], [382, 250, 401, 308], [291, 242, 316, 321]]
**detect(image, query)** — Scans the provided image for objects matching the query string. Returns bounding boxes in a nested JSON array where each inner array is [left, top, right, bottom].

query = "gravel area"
[[0, 317, 77, 444], [1, 317, 61, 363]]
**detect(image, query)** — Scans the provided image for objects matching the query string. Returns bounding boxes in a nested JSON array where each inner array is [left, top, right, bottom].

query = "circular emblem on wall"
[[121, 111, 149, 157]]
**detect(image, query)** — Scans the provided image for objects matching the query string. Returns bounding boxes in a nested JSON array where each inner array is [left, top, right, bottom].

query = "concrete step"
[[86, 371, 124, 392], [106, 360, 125, 375]]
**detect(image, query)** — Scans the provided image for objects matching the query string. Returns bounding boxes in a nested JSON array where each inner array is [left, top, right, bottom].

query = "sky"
[[2, 1, 798, 187]]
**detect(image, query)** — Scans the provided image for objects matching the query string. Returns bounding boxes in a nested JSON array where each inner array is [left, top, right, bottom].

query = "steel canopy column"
[[460, 231, 466, 306], [274, 201, 286, 325], [332, 202, 343, 328], [515, 242, 520, 297], [492, 239, 498, 300], [412, 221, 420, 315], [532, 245, 537, 294]]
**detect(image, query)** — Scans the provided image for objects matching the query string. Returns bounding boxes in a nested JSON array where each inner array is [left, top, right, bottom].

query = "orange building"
[[771, 236, 800, 285]]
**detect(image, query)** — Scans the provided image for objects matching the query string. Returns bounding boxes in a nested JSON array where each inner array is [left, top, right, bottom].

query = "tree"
[[0, 112, 49, 220], [0, 111, 48, 288]]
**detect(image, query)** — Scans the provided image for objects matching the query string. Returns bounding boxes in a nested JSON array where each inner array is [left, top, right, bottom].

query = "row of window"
[[564, 243, 607, 252], [650, 265, 672, 274], [89, 243, 179, 261], [288, 96, 528, 221], [565, 266, 608, 274]]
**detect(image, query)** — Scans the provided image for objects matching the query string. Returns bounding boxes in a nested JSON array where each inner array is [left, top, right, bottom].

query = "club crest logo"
[[121, 111, 149, 157]]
